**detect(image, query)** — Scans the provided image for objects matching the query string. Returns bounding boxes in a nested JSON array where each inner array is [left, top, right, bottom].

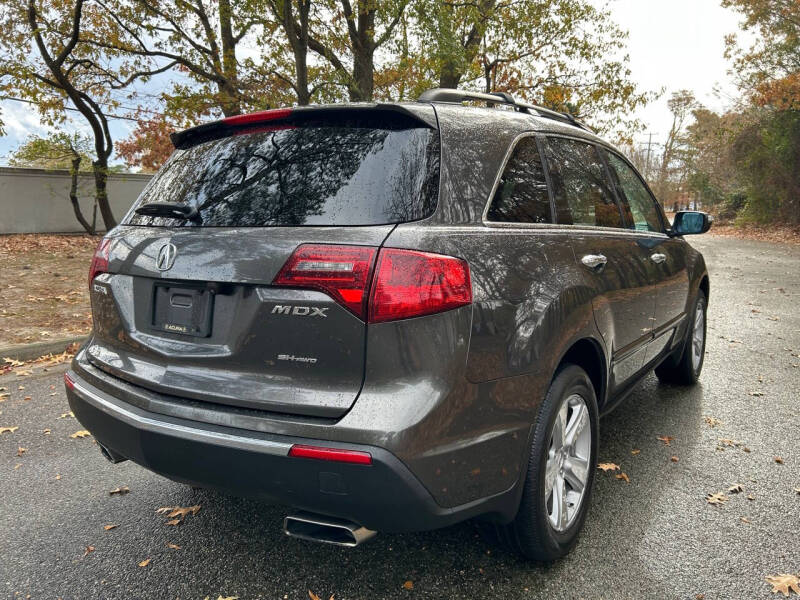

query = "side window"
[[544, 137, 622, 228], [605, 152, 663, 233], [487, 137, 552, 224]]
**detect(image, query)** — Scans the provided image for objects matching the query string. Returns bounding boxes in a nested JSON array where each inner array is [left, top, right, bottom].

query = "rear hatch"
[[87, 106, 440, 419]]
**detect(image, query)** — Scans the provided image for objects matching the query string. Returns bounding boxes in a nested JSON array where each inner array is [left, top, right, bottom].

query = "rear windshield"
[[126, 116, 440, 227]]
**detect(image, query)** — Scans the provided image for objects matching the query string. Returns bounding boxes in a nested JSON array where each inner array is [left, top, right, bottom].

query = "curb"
[[0, 336, 88, 362]]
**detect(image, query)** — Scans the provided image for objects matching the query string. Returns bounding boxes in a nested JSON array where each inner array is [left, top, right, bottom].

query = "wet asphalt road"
[[1, 235, 798, 600]]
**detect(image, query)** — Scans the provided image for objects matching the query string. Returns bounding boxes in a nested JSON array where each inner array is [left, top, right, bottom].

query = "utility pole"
[[644, 132, 656, 181]]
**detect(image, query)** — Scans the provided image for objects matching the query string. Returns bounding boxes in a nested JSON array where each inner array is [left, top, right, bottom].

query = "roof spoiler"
[[170, 103, 437, 149], [418, 88, 593, 132]]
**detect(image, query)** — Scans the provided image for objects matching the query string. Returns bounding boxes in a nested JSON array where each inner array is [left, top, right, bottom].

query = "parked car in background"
[[65, 88, 711, 560]]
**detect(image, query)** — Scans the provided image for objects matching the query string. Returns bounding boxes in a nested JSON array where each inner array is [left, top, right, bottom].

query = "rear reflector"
[[222, 108, 292, 127], [272, 244, 377, 319], [288, 445, 372, 465], [64, 372, 75, 390], [89, 237, 111, 287], [368, 248, 472, 323]]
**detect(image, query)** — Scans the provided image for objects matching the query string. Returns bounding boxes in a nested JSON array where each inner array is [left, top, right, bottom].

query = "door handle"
[[650, 253, 667, 264], [581, 254, 608, 270]]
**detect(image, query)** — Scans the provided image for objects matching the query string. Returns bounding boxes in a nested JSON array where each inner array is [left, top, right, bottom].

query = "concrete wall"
[[0, 167, 153, 234]]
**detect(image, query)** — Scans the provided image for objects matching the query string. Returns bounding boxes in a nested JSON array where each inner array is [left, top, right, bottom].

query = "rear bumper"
[[65, 367, 520, 533]]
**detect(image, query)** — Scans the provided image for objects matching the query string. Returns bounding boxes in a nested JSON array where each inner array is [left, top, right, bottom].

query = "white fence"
[[0, 167, 152, 234]]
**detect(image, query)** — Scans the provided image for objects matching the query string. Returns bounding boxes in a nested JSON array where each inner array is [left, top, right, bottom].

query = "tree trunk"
[[92, 158, 116, 231], [350, 48, 374, 101], [69, 156, 95, 234], [218, 0, 241, 116]]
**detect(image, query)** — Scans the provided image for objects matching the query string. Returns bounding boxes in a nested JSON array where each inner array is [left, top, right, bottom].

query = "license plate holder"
[[152, 283, 214, 337]]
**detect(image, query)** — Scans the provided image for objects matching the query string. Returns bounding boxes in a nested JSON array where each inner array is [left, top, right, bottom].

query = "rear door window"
[[604, 151, 664, 233], [486, 137, 552, 224], [126, 116, 440, 227], [544, 137, 623, 228]]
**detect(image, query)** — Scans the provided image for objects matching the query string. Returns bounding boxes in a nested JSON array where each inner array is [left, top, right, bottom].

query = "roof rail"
[[417, 88, 592, 132]]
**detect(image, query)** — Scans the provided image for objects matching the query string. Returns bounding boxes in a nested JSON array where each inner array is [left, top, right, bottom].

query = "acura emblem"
[[156, 243, 177, 271]]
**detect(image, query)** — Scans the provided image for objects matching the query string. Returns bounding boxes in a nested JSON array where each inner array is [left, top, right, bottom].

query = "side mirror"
[[672, 211, 712, 236]]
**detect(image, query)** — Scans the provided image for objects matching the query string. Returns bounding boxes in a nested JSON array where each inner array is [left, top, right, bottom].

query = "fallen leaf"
[[616, 472, 630, 483], [765, 574, 800, 597], [728, 484, 744, 494], [217, 597, 238, 600], [631, 449, 641, 455], [706, 492, 728, 506], [55, 474, 61, 480], [14, 463, 21, 470], [775, 456, 785, 464], [657, 435, 674, 446], [794, 487, 800, 495], [109, 486, 130, 495], [740, 517, 751, 524], [402, 581, 414, 590], [309, 592, 321, 600], [83, 546, 95, 557], [23, 396, 31, 401], [703, 416, 721, 428], [597, 462, 620, 472], [70, 430, 91, 439], [43, 428, 51, 434], [16, 447, 26, 457], [166, 543, 181, 550], [156, 505, 201, 520], [103, 524, 118, 531], [0, 426, 19, 434], [138, 558, 151, 568], [747, 494, 755, 501], [165, 519, 182, 526], [750, 391, 765, 397], [671, 455, 679, 463], [58, 412, 74, 419]]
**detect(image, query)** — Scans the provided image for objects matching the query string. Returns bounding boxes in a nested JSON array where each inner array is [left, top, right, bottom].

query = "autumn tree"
[[9, 133, 98, 233], [307, 0, 410, 102], [653, 90, 697, 209], [91, 0, 291, 119], [413, 0, 654, 138], [116, 113, 176, 172], [0, 0, 137, 230], [723, 0, 800, 109]]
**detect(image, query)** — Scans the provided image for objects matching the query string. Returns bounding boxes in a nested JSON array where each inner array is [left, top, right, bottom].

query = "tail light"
[[222, 108, 292, 126], [273, 244, 378, 319], [89, 237, 111, 287], [368, 248, 472, 323], [64, 372, 75, 390], [273, 245, 472, 323]]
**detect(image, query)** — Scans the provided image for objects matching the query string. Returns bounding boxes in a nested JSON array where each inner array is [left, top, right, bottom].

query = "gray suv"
[[65, 88, 711, 561]]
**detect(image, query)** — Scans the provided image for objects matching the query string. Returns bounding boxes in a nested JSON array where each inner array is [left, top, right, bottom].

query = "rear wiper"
[[135, 202, 202, 224]]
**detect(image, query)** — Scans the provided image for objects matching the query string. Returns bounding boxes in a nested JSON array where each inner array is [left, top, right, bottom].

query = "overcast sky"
[[0, 0, 752, 164]]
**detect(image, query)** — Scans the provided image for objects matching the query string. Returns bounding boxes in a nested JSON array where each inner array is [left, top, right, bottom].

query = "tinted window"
[[544, 137, 622, 228], [487, 137, 551, 224], [605, 151, 663, 232], [126, 121, 439, 227]]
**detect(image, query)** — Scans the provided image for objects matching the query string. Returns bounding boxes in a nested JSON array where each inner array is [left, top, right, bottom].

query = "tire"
[[655, 290, 707, 385], [499, 363, 599, 561]]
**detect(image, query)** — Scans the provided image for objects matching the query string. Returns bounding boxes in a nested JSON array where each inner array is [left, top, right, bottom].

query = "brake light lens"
[[288, 444, 372, 465], [272, 244, 378, 319], [274, 245, 472, 323], [64, 372, 75, 390], [368, 248, 472, 323], [222, 108, 292, 127], [89, 237, 111, 287]]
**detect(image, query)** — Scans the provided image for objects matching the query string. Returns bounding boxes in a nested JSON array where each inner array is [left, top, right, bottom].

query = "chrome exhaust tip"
[[99, 444, 128, 464], [283, 511, 376, 547]]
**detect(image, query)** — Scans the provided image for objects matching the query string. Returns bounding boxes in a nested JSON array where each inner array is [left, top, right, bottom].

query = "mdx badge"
[[156, 243, 177, 271], [272, 305, 328, 317]]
